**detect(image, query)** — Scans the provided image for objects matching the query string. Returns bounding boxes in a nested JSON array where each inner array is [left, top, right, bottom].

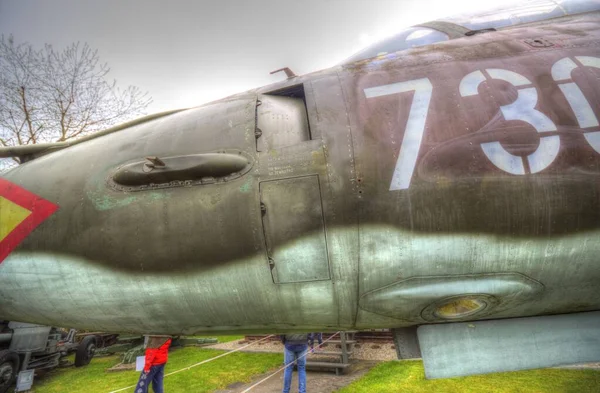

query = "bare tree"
[[0, 35, 152, 169]]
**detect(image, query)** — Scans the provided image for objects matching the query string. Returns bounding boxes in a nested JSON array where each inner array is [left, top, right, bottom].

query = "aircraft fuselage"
[[1, 11, 600, 336]]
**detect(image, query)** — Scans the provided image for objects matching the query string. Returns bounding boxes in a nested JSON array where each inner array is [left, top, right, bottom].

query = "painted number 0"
[[364, 78, 433, 190], [552, 56, 600, 153]]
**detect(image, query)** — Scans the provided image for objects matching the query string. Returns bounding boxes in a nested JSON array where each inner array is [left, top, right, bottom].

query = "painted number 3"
[[460, 68, 559, 175], [365, 56, 600, 190]]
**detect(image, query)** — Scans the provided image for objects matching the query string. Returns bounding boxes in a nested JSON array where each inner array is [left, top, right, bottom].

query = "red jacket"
[[144, 338, 171, 372]]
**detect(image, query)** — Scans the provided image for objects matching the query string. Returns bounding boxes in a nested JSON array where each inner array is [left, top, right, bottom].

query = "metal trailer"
[[0, 321, 97, 393]]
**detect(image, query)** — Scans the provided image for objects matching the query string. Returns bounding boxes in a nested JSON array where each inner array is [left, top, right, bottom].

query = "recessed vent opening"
[[267, 84, 312, 139], [110, 151, 253, 191], [255, 84, 313, 152]]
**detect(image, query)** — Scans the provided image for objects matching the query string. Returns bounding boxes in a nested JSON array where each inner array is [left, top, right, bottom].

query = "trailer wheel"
[[75, 336, 96, 367], [0, 350, 19, 393]]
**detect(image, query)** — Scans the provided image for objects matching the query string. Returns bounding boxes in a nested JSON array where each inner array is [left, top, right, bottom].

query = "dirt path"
[[214, 361, 378, 393]]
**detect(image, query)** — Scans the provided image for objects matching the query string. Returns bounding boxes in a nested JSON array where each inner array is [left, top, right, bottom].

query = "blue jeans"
[[314, 333, 322, 345], [283, 344, 308, 393], [134, 364, 165, 393]]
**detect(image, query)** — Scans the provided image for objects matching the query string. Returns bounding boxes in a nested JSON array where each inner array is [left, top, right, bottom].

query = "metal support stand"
[[305, 331, 356, 375]]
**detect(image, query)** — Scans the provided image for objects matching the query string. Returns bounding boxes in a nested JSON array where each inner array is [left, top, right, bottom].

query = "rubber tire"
[[0, 350, 19, 393], [74, 336, 96, 367]]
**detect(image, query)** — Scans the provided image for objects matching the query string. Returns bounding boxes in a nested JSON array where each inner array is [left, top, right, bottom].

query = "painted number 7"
[[364, 78, 433, 190]]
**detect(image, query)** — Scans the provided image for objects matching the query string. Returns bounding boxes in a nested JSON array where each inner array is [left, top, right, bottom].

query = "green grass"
[[33, 347, 281, 393], [194, 335, 244, 343], [29, 348, 600, 393], [336, 360, 600, 393]]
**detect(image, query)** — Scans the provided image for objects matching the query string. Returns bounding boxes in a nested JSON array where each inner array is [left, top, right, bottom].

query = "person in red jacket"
[[134, 336, 172, 393]]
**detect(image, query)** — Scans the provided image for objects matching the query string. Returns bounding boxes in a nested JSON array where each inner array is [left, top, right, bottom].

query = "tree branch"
[[1, 35, 152, 157]]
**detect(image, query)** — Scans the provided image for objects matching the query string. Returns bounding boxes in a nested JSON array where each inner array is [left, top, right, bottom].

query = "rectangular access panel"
[[260, 175, 330, 283]]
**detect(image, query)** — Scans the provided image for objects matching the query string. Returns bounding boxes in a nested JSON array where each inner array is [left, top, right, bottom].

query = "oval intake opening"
[[112, 153, 251, 188]]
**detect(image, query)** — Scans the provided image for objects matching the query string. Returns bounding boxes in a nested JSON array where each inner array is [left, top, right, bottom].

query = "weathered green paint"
[[239, 177, 253, 193], [0, 7, 599, 348], [87, 193, 139, 211]]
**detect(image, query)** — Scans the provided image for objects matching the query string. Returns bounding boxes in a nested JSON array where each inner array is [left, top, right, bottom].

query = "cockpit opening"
[[341, 0, 600, 65], [343, 27, 449, 64]]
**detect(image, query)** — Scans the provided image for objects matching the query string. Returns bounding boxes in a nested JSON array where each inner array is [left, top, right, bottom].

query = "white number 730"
[[365, 56, 600, 190], [364, 78, 433, 191]]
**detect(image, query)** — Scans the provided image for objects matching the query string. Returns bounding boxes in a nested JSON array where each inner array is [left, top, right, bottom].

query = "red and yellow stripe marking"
[[0, 178, 58, 263]]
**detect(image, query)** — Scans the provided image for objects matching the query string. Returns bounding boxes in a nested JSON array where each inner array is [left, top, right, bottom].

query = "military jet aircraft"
[[1, 0, 600, 379]]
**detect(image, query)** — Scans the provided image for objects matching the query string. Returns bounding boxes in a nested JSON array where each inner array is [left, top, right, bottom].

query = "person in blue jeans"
[[280, 333, 311, 393], [309, 333, 323, 352]]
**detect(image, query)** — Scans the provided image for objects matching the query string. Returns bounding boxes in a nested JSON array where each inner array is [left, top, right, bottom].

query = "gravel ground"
[[556, 362, 600, 370], [206, 339, 397, 361]]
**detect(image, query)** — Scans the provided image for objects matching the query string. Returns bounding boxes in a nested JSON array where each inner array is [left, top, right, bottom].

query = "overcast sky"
[[0, 0, 508, 113]]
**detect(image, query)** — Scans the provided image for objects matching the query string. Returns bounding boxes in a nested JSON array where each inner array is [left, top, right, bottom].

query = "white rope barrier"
[[108, 334, 275, 393], [240, 331, 341, 393]]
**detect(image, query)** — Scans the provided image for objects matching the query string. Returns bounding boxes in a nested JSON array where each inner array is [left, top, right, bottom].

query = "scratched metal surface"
[[0, 10, 599, 334]]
